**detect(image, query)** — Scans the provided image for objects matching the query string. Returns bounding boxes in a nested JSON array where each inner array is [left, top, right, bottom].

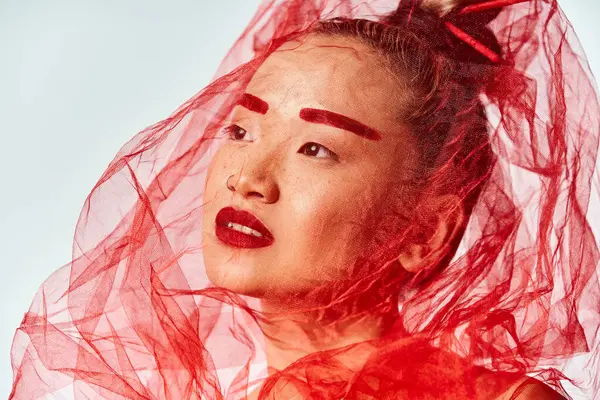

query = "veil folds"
[[9, 0, 600, 399]]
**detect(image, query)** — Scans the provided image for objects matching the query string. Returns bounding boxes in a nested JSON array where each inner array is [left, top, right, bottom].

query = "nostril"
[[226, 174, 236, 191]]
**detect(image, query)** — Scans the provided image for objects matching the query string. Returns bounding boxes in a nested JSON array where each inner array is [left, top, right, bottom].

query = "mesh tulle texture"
[[9, 0, 600, 399]]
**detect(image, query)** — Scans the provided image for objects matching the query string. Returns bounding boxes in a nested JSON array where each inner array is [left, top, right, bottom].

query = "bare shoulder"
[[496, 377, 567, 400]]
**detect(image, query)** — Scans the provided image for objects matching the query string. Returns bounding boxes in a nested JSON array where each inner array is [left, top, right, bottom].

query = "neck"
[[257, 294, 400, 373]]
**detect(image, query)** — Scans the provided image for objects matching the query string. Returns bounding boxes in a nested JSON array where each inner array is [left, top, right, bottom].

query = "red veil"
[[9, 0, 600, 399]]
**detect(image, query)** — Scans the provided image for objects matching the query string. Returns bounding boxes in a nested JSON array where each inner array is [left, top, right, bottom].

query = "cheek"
[[287, 178, 375, 262], [203, 148, 230, 202], [201, 150, 232, 245]]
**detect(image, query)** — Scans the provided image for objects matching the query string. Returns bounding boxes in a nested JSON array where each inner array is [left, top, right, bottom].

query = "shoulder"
[[496, 377, 567, 400], [469, 366, 567, 400]]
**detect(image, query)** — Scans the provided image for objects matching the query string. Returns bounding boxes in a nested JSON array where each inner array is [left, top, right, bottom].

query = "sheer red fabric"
[[9, 0, 600, 399]]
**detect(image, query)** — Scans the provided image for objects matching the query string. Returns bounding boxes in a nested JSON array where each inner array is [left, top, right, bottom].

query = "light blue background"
[[0, 1, 598, 398]]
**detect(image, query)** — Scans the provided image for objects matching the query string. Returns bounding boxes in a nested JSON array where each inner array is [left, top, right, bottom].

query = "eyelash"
[[223, 124, 339, 161]]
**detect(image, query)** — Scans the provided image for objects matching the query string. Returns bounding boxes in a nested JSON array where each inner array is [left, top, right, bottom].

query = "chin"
[[201, 229, 272, 297], [203, 258, 266, 298]]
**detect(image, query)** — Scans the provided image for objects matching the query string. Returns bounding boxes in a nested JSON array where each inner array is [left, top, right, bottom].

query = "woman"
[[9, 0, 600, 399]]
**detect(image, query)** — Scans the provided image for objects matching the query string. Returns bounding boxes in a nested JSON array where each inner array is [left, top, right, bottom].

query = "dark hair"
[[311, 0, 503, 280]]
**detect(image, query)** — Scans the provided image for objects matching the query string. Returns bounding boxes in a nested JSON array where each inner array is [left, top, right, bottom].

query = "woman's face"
[[202, 34, 419, 299]]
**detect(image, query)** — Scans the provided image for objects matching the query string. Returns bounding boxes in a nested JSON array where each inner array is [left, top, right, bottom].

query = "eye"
[[223, 124, 250, 141], [298, 142, 338, 160]]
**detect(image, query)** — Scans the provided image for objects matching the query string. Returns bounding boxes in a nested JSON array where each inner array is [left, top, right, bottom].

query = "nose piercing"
[[226, 174, 236, 191]]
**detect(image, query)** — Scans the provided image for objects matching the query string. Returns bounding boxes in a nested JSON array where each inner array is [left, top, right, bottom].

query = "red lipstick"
[[215, 206, 274, 248]]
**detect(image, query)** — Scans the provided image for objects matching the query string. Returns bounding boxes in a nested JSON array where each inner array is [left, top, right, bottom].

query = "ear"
[[397, 194, 465, 274]]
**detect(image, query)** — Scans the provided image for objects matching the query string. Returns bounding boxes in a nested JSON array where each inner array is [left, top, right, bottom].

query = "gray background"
[[0, 1, 598, 398]]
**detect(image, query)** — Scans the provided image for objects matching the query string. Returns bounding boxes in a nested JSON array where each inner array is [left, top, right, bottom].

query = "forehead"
[[246, 34, 402, 128]]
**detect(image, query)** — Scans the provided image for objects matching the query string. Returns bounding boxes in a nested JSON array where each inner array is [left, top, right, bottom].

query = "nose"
[[226, 152, 280, 204]]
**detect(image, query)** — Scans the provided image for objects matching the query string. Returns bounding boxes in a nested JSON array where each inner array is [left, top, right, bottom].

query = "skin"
[[202, 34, 421, 301], [200, 34, 562, 399]]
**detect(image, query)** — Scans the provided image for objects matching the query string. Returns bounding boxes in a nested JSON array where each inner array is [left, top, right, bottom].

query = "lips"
[[214, 206, 275, 248]]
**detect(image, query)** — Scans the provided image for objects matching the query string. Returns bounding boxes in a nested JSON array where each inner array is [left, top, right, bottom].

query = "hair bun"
[[381, 0, 504, 66], [420, 0, 464, 17], [419, 0, 503, 25]]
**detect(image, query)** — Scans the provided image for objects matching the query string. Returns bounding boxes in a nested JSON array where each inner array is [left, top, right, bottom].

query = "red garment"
[[9, 0, 600, 398]]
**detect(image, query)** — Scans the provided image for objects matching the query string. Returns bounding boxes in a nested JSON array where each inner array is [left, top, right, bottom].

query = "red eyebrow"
[[299, 108, 381, 141], [237, 93, 380, 141], [238, 93, 269, 114]]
